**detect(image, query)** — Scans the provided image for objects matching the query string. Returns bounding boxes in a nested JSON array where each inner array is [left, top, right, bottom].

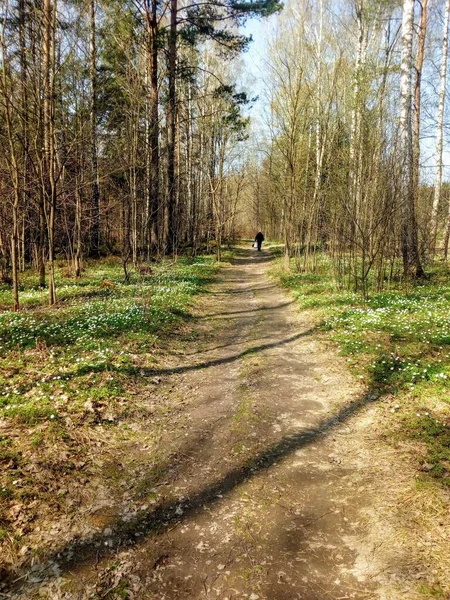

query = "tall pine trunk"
[[145, 0, 160, 254], [43, 0, 57, 304], [167, 0, 177, 254], [90, 0, 100, 257], [1, 9, 20, 310]]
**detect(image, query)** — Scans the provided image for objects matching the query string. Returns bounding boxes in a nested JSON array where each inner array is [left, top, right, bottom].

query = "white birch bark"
[[399, 0, 423, 276], [432, 0, 450, 252], [399, 0, 414, 174], [413, 0, 428, 219], [304, 0, 324, 272], [349, 1, 365, 221]]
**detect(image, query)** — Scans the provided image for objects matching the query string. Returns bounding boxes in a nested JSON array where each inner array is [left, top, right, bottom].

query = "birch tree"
[[398, 0, 423, 277], [413, 0, 428, 241], [432, 0, 450, 256]]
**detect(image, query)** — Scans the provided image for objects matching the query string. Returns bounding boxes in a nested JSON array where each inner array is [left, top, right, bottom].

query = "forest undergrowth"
[[0, 255, 222, 580], [272, 252, 450, 491]]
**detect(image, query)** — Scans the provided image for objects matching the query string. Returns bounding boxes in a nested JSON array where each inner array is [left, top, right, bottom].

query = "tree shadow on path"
[[201, 300, 295, 319], [140, 328, 315, 377], [213, 284, 278, 295], [6, 384, 381, 595], [229, 248, 275, 267]]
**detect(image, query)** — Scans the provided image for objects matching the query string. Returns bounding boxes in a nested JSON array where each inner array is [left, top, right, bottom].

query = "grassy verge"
[[0, 255, 220, 575], [0, 257, 220, 419], [271, 256, 450, 488]]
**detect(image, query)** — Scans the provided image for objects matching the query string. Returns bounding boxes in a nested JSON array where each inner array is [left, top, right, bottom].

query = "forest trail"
[[11, 247, 425, 599]]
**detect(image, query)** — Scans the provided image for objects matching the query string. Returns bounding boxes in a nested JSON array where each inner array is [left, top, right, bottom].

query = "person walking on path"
[[255, 231, 264, 251]]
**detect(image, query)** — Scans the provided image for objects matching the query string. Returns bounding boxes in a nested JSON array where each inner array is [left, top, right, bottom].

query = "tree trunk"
[[20, 216, 25, 272], [19, 0, 29, 274], [130, 121, 138, 266], [399, 0, 424, 277], [11, 216, 19, 312], [305, 0, 324, 272], [186, 81, 194, 248], [413, 0, 427, 248], [38, 195, 47, 287], [167, 0, 177, 254], [90, 0, 100, 257], [349, 1, 365, 222], [74, 182, 82, 277], [432, 0, 450, 255], [143, 0, 160, 254], [1, 10, 20, 310], [43, 0, 57, 304]]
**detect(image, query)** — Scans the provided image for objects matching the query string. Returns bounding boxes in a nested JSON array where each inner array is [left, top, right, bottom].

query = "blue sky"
[[239, 7, 449, 184], [239, 16, 277, 143]]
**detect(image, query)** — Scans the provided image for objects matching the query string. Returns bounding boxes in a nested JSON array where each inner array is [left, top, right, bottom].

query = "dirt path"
[[9, 248, 430, 599]]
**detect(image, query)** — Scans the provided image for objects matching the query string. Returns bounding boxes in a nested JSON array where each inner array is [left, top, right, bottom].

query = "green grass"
[[272, 255, 450, 488], [0, 255, 221, 560], [417, 584, 446, 597], [408, 414, 450, 486], [0, 256, 219, 426]]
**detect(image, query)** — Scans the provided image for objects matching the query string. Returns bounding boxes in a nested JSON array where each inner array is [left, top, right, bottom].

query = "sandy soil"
[[6, 247, 443, 600]]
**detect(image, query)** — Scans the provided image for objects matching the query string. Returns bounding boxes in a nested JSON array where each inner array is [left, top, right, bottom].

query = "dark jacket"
[[255, 232, 264, 242]]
